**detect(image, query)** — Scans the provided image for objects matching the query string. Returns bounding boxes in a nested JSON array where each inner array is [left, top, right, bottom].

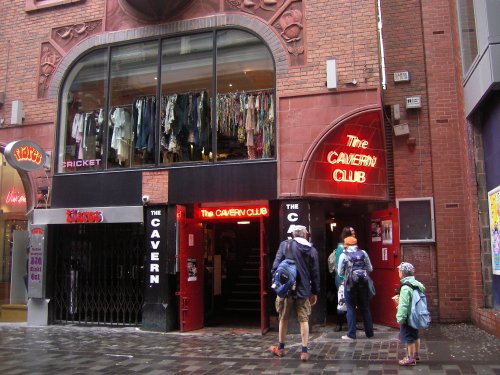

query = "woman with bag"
[[328, 226, 355, 332]]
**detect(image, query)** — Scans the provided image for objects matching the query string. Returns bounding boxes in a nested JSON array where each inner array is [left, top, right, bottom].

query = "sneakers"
[[414, 353, 421, 361], [399, 356, 417, 366], [341, 335, 355, 340], [269, 345, 285, 357], [300, 352, 310, 362]]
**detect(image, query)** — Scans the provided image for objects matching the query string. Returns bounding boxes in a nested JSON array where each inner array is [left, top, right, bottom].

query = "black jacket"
[[271, 237, 320, 299]]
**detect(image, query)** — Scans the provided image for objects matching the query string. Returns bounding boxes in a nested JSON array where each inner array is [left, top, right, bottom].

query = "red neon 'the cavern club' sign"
[[198, 206, 269, 220], [304, 112, 388, 200]]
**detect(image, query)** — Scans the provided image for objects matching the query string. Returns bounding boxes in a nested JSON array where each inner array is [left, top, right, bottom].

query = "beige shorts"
[[275, 296, 311, 323]]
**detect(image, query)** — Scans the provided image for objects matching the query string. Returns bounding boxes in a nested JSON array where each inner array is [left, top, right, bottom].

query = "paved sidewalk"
[[0, 322, 498, 374]]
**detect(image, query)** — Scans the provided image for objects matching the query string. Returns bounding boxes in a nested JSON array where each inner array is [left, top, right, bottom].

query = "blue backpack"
[[271, 240, 297, 298], [403, 282, 431, 330]]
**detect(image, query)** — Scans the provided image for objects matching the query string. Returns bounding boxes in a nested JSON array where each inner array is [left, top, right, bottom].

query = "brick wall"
[[142, 171, 168, 204], [0, 0, 104, 149]]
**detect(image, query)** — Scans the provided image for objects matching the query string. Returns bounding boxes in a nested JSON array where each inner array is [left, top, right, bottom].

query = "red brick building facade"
[[0, 0, 497, 336]]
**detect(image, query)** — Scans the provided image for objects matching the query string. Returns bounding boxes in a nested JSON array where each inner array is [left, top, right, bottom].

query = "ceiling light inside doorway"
[[237, 221, 250, 225]]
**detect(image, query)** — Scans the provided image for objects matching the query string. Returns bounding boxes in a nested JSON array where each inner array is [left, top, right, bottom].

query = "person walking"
[[328, 226, 355, 331], [392, 262, 425, 366], [269, 225, 320, 362], [338, 236, 374, 340]]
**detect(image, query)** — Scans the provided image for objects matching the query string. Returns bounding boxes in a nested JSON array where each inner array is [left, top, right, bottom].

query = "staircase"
[[223, 248, 260, 313]]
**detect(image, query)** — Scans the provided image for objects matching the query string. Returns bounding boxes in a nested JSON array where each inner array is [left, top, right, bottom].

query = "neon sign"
[[198, 206, 269, 220], [66, 209, 104, 223], [327, 134, 377, 184], [5, 187, 27, 205]]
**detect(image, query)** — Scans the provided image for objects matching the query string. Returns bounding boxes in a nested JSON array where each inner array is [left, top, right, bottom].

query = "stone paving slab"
[[0, 323, 498, 374]]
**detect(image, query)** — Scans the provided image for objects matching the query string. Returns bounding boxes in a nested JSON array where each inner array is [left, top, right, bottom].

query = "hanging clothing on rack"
[[110, 107, 133, 165]]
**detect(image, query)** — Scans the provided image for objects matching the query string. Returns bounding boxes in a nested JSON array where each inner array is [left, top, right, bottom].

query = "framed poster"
[[488, 185, 500, 275]]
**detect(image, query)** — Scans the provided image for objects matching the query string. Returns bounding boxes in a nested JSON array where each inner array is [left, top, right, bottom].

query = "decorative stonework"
[[38, 42, 62, 99], [273, 6, 303, 60], [51, 20, 103, 53], [225, 0, 304, 65]]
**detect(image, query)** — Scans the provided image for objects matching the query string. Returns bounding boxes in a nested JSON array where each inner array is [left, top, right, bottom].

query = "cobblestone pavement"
[[0, 322, 498, 374]]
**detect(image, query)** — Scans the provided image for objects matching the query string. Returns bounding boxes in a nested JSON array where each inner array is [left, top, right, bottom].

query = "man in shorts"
[[269, 225, 320, 362]]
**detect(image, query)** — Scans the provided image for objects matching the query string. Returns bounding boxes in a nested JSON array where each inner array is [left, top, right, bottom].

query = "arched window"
[[56, 29, 275, 173]]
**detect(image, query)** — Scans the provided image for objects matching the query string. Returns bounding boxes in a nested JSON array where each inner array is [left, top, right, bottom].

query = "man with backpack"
[[337, 236, 374, 340], [268, 225, 320, 362], [392, 262, 427, 366]]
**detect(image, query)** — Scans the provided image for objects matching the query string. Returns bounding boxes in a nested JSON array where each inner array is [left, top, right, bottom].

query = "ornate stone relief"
[[37, 20, 103, 98], [51, 20, 103, 53], [38, 43, 62, 99], [226, 0, 304, 66]]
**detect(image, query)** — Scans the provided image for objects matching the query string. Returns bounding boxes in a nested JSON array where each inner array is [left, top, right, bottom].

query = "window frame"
[[396, 197, 436, 243], [55, 28, 277, 175]]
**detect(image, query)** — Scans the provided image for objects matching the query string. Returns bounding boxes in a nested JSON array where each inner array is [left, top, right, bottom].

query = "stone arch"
[[48, 14, 290, 99]]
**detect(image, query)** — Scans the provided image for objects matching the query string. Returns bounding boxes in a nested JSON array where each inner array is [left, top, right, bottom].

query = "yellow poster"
[[488, 186, 500, 275]]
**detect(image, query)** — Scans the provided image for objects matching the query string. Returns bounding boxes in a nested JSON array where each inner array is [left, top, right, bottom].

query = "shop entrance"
[[321, 202, 400, 328], [50, 223, 144, 326], [178, 209, 269, 333]]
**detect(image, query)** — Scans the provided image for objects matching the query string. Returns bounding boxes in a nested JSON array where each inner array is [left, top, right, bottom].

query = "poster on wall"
[[488, 186, 500, 275], [187, 258, 198, 281], [371, 218, 382, 242], [382, 220, 393, 245]]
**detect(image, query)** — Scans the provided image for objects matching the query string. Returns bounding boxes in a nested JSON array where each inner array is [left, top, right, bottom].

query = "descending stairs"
[[223, 248, 260, 313]]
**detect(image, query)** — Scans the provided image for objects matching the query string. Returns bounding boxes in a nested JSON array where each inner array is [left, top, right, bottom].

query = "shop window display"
[[57, 29, 276, 173]]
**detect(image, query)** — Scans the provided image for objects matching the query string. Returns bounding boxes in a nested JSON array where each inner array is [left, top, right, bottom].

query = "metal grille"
[[50, 223, 144, 326]]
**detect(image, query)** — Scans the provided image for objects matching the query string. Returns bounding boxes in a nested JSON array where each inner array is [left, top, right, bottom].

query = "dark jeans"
[[344, 282, 374, 338]]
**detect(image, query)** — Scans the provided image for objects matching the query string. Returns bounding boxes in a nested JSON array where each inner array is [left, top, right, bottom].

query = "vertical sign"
[[146, 207, 167, 286], [28, 225, 47, 298], [280, 200, 310, 240]]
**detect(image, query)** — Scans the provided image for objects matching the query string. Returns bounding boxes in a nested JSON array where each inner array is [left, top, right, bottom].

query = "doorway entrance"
[[178, 210, 270, 333], [204, 221, 261, 327]]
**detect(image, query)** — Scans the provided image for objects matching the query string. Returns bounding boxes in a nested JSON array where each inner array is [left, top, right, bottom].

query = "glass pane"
[[399, 200, 434, 241], [457, 0, 478, 74], [160, 33, 213, 164], [109, 41, 159, 168], [58, 49, 107, 173], [216, 30, 275, 161]]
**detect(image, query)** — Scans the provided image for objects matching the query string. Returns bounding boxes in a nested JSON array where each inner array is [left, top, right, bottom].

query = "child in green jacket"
[[392, 262, 425, 366]]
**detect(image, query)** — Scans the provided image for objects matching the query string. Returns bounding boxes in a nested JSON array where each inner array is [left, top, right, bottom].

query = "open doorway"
[[203, 221, 261, 328]]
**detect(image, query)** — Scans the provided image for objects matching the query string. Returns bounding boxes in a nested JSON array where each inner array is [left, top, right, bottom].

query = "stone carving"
[[274, 7, 303, 57], [38, 43, 62, 98], [226, 0, 279, 13], [52, 20, 103, 52]]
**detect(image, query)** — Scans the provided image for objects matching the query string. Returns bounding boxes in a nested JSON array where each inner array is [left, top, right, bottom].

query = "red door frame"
[[178, 214, 269, 333], [178, 218, 204, 332], [259, 216, 270, 334], [368, 208, 400, 328]]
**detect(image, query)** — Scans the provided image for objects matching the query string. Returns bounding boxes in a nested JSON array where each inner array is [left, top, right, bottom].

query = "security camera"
[[142, 195, 150, 204]]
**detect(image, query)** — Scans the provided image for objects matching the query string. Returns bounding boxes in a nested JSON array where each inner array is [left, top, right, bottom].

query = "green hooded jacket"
[[396, 276, 426, 325]]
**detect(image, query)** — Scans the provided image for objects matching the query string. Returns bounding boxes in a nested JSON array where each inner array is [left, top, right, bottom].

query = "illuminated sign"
[[66, 209, 104, 223], [303, 111, 387, 200], [327, 134, 377, 184], [198, 206, 269, 220], [5, 187, 27, 205], [4, 140, 47, 171]]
